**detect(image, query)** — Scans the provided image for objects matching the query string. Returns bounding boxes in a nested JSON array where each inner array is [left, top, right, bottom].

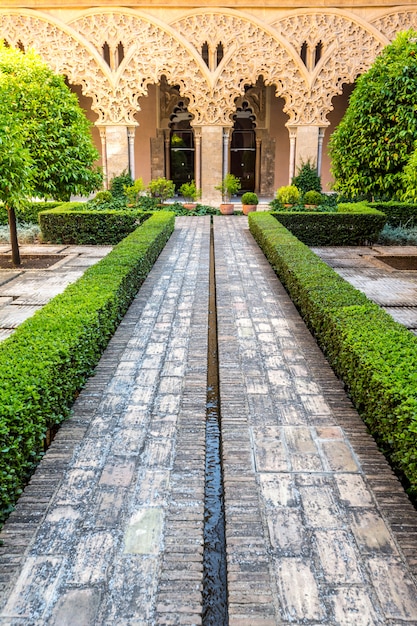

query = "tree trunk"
[[6, 205, 21, 267]]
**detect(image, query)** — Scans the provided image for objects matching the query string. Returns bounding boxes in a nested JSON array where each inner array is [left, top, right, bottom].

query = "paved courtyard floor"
[[0, 217, 417, 625]]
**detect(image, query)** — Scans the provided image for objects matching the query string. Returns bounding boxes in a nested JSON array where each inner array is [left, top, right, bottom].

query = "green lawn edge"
[[0, 211, 175, 524], [249, 211, 417, 498]]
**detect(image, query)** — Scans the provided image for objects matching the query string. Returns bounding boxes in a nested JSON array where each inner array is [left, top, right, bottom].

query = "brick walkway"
[[1, 217, 417, 625]]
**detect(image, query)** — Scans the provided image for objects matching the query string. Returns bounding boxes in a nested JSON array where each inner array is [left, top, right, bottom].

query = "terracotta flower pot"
[[220, 203, 234, 215], [242, 204, 257, 215], [183, 203, 197, 210]]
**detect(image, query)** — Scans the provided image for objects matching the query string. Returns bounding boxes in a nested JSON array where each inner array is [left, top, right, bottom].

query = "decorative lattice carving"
[[272, 11, 386, 124], [0, 7, 409, 128], [371, 10, 417, 41]]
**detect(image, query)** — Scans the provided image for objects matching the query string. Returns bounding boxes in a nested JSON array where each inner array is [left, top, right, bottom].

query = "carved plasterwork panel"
[[172, 11, 306, 125], [272, 11, 387, 124], [0, 11, 114, 122], [371, 10, 417, 40]]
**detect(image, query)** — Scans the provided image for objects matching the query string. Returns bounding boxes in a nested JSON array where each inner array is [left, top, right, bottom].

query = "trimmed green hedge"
[[39, 203, 149, 244], [368, 201, 417, 227], [0, 211, 175, 524], [272, 202, 386, 245], [249, 212, 417, 496], [0, 202, 62, 226]]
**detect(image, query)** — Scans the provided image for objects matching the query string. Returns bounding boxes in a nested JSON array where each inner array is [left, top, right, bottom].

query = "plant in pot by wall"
[[241, 191, 259, 215], [215, 173, 241, 214], [179, 180, 201, 210], [303, 189, 323, 209], [147, 177, 175, 205], [275, 184, 300, 207]]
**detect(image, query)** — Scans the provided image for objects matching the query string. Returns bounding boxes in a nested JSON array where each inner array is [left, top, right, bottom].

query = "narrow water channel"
[[202, 219, 228, 625]]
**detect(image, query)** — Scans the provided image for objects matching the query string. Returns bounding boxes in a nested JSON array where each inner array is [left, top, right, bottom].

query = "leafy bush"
[[124, 178, 146, 205], [303, 190, 323, 205], [368, 201, 417, 227], [0, 223, 41, 243], [0, 211, 175, 525], [271, 203, 386, 245], [179, 180, 201, 202], [109, 171, 134, 201], [215, 173, 241, 201], [378, 224, 417, 245], [275, 185, 300, 205], [147, 177, 175, 203], [39, 203, 149, 244], [292, 159, 322, 193], [249, 212, 417, 497], [241, 192, 259, 205]]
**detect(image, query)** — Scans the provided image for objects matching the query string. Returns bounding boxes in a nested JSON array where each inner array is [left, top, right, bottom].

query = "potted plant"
[[241, 191, 258, 215], [147, 177, 176, 205], [275, 184, 300, 207], [215, 173, 241, 214], [179, 180, 201, 210], [303, 189, 323, 209]]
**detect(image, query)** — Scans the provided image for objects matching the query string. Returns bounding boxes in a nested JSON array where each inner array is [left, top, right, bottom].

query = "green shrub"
[[292, 159, 322, 194], [368, 201, 417, 227], [275, 185, 300, 205], [249, 212, 417, 497], [147, 177, 175, 203], [39, 203, 149, 244], [109, 171, 134, 201], [241, 192, 259, 205], [0, 201, 62, 225], [271, 202, 386, 245], [0, 211, 175, 525], [303, 190, 323, 206]]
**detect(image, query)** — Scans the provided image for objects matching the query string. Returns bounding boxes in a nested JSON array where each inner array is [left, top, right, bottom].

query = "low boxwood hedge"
[[368, 201, 417, 227], [249, 212, 417, 497], [0, 211, 175, 525], [39, 203, 149, 245], [0, 202, 62, 226], [272, 202, 386, 245]]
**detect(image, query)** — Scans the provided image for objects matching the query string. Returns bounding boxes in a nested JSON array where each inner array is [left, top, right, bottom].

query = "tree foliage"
[[0, 42, 102, 202], [329, 31, 417, 200]]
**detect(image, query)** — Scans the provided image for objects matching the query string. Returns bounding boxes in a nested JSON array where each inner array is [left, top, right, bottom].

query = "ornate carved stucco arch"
[[171, 9, 308, 126], [0, 9, 116, 122], [371, 8, 417, 40], [272, 9, 389, 125]]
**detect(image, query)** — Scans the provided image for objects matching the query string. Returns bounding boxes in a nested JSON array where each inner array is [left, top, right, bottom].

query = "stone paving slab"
[[1, 220, 417, 625]]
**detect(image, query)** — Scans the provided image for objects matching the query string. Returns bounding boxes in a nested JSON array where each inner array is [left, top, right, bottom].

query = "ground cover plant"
[[0, 211, 174, 526], [249, 211, 417, 499]]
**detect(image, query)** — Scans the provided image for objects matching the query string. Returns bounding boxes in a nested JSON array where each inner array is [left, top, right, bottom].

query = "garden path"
[[0, 217, 417, 625]]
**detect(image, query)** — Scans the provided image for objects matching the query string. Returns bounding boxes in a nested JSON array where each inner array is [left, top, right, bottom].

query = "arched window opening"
[[169, 101, 195, 192], [315, 41, 323, 66], [230, 101, 256, 193], [102, 42, 111, 67], [117, 42, 125, 66], [202, 42, 209, 67], [216, 42, 224, 66], [300, 42, 308, 67]]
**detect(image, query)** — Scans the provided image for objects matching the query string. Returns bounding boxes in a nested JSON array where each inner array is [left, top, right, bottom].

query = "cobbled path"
[[1, 217, 417, 625]]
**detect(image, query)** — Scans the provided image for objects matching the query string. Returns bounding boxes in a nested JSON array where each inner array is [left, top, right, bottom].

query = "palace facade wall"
[[1, 3, 416, 203]]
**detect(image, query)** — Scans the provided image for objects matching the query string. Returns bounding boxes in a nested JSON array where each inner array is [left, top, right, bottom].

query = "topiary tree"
[[292, 159, 322, 194], [329, 30, 417, 200], [0, 42, 102, 265]]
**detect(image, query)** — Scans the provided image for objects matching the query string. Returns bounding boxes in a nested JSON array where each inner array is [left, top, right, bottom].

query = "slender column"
[[127, 127, 136, 180], [222, 128, 231, 180], [98, 126, 108, 188], [288, 127, 297, 184], [194, 128, 202, 191], [317, 128, 326, 177], [255, 136, 262, 194], [164, 132, 171, 179]]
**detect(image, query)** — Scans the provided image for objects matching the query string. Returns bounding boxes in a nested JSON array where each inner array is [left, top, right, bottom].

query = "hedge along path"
[[249, 211, 417, 498], [0, 211, 175, 525]]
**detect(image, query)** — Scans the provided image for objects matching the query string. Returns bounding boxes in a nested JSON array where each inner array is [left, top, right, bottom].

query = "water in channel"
[[202, 220, 228, 625]]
